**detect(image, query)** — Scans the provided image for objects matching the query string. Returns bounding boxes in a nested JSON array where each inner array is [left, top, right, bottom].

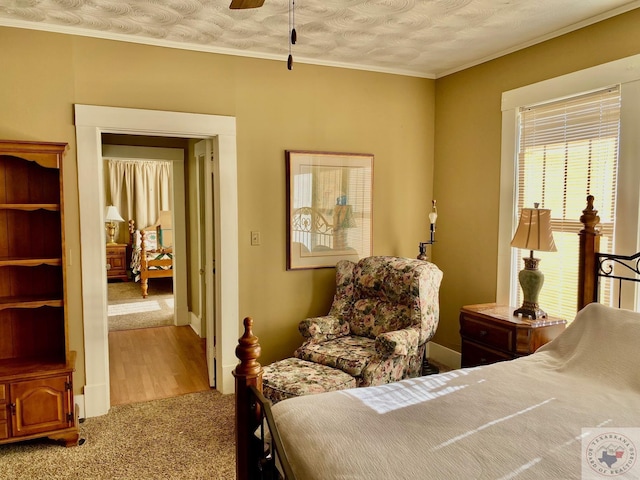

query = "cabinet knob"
[[9, 403, 16, 415], [106, 263, 111, 270], [479, 330, 488, 336]]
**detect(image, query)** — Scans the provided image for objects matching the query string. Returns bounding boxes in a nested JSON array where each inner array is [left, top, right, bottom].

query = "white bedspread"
[[272, 303, 640, 479]]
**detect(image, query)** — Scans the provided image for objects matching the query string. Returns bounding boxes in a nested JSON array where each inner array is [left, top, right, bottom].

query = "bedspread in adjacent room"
[[130, 229, 172, 282], [271, 303, 640, 480]]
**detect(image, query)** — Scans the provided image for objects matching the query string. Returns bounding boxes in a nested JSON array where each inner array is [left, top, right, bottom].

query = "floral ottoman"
[[262, 357, 356, 404]]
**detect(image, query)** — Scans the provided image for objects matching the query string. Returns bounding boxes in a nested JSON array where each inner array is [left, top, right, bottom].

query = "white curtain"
[[105, 159, 173, 243]]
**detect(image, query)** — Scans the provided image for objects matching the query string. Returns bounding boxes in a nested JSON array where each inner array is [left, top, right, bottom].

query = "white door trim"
[[75, 105, 239, 417], [194, 139, 216, 387]]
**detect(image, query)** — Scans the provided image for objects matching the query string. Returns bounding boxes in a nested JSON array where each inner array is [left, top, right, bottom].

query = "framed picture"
[[286, 150, 374, 270]]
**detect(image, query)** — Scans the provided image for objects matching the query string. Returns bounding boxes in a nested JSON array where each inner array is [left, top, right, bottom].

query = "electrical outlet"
[[251, 231, 261, 246]]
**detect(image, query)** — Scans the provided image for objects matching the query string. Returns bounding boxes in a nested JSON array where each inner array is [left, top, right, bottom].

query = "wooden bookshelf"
[[0, 140, 79, 447]]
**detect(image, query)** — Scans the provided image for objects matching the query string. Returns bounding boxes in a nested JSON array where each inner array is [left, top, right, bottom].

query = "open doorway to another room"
[[102, 134, 209, 406], [76, 105, 238, 418]]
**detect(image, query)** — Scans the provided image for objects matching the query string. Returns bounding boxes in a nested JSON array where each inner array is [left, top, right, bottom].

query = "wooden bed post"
[[140, 230, 149, 298], [128, 219, 135, 243], [578, 195, 600, 311], [233, 317, 263, 480], [127, 219, 135, 272]]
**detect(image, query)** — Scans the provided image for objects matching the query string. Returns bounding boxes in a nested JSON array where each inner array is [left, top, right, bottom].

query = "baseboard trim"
[[189, 311, 202, 337], [83, 383, 110, 418], [426, 342, 461, 370], [219, 363, 236, 395], [74, 394, 85, 420]]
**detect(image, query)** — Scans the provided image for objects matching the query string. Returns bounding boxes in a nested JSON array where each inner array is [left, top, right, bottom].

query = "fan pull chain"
[[288, 0, 296, 70]]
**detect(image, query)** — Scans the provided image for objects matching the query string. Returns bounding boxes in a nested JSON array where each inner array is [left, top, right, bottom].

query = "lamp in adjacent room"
[[418, 200, 438, 261], [510, 203, 557, 319], [104, 205, 124, 246], [333, 199, 356, 250]]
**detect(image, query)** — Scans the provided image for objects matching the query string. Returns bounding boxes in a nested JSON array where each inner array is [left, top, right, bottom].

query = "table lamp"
[[105, 205, 124, 246], [510, 203, 557, 319]]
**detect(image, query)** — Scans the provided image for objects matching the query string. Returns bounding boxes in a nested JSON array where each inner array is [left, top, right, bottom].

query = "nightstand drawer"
[[461, 340, 513, 367], [460, 304, 567, 368], [460, 316, 513, 351], [106, 244, 128, 280], [106, 254, 126, 272]]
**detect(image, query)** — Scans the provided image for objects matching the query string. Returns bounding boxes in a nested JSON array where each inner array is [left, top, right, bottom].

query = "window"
[[498, 54, 640, 316], [514, 87, 620, 320]]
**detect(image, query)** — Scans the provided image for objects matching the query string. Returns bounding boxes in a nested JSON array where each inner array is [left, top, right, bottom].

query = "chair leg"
[[422, 353, 440, 376]]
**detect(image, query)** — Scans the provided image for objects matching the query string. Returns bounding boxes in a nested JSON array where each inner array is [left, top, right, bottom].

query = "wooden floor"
[[109, 325, 211, 406]]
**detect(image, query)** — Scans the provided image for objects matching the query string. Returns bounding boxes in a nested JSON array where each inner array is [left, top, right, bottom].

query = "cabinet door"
[[0, 384, 8, 440], [10, 375, 72, 437]]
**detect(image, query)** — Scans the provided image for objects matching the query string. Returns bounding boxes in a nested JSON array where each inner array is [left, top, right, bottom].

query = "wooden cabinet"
[[0, 140, 79, 447], [0, 384, 8, 440], [10, 372, 75, 438], [106, 243, 128, 281], [460, 303, 567, 368]]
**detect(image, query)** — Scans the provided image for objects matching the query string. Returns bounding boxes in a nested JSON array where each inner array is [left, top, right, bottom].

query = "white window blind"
[[515, 86, 620, 320]]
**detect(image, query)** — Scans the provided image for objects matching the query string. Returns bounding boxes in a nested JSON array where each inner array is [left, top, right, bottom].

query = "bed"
[[128, 218, 173, 298], [233, 196, 640, 480]]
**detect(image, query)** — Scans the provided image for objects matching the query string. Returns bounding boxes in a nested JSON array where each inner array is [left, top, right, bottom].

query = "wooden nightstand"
[[106, 243, 128, 281], [459, 303, 567, 368]]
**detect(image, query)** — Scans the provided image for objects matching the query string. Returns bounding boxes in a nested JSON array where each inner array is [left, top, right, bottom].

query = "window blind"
[[515, 86, 620, 320]]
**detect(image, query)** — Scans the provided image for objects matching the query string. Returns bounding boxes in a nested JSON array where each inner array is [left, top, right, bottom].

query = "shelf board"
[[0, 356, 70, 380], [0, 257, 62, 267], [0, 295, 63, 310], [0, 204, 60, 211]]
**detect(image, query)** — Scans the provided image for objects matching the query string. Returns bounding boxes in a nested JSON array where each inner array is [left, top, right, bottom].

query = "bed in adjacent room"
[[128, 215, 173, 298]]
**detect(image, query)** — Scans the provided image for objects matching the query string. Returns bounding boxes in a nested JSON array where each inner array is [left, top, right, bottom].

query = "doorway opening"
[[75, 105, 239, 418], [101, 135, 210, 405]]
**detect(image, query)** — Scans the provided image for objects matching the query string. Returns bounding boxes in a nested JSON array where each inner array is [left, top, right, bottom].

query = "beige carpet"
[[0, 391, 236, 480], [108, 278, 174, 331]]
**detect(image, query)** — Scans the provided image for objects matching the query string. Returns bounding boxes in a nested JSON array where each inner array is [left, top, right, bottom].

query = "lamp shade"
[[104, 205, 124, 223], [510, 207, 557, 252]]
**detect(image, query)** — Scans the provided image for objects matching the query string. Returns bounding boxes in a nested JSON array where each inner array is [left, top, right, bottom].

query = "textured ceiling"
[[0, 0, 639, 78]]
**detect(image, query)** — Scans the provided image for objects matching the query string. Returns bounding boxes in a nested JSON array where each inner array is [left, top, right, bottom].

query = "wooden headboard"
[[578, 195, 640, 310], [577, 195, 600, 311]]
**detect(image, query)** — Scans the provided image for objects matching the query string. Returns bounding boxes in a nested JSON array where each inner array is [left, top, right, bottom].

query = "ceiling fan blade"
[[229, 0, 265, 9]]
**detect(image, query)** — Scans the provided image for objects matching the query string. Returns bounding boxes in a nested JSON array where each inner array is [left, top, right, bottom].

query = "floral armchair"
[[294, 256, 443, 387]]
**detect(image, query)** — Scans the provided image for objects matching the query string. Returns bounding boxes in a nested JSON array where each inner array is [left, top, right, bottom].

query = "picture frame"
[[286, 150, 374, 270]]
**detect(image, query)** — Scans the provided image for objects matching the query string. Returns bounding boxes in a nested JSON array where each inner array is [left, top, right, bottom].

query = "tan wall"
[[432, 8, 640, 351], [0, 26, 436, 387], [6, 7, 636, 384]]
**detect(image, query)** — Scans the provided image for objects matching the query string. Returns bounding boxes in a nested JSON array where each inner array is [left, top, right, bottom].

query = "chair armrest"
[[298, 315, 350, 343], [375, 328, 420, 357]]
